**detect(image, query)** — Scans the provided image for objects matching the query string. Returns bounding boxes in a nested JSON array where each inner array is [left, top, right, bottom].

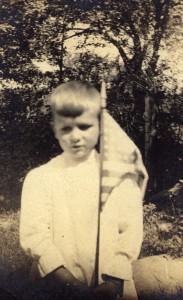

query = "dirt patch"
[[0, 211, 20, 229], [133, 255, 183, 297], [0, 219, 12, 229]]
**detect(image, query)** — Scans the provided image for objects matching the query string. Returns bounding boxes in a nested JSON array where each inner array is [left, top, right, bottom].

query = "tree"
[[22, 0, 99, 83], [1, 0, 25, 84], [1, 0, 182, 206], [73, 0, 181, 192]]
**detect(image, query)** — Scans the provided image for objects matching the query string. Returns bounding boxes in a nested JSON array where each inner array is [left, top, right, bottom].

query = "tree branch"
[[126, 12, 142, 58], [64, 27, 96, 41], [148, 0, 172, 73]]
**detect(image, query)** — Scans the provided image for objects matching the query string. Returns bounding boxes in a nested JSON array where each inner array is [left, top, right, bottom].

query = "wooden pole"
[[94, 81, 107, 286], [144, 94, 151, 166], [144, 94, 156, 191]]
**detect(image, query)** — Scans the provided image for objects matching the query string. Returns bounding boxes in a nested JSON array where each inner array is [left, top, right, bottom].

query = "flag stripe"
[[102, 176, 121, 186], [100, 111, 148, 209], [103, 161, 136, 173], [102, 186, 114, 194], [102, 170, 123, 178]]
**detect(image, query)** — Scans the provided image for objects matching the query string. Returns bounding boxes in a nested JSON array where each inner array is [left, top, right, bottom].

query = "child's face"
[[54, 107, 99, 161]]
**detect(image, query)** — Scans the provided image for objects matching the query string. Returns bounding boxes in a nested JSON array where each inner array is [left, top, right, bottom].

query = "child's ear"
[[50, 121, 58, 138], [50, 120, 54, 131]]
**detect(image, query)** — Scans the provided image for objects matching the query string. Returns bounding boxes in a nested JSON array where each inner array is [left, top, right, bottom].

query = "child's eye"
[[79, 125, 92, 131], [61, 126, 72, 133]]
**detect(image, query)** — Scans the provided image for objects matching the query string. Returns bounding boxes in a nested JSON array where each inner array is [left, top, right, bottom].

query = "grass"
[[0, 210, 29, 271], [0, 206, 182, 299], [0, 210, 32, 299], [140, 203, 183, 258], [138, 290, 183, 300]]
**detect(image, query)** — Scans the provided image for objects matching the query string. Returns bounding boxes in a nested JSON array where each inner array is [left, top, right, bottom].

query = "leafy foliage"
[[141, 202, 183, 258], [70, 0, 175, 92], [0, 87, 60, 209], [0, 0, 182, 204]]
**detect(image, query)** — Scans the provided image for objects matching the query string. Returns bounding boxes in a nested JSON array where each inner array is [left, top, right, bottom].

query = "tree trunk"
[[144, 94, 151, 165], [144, 94, 156, 192], [58, 41, 64, 83]]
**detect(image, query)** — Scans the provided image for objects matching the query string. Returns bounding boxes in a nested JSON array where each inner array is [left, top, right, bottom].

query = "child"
[[20, 81, 146, 300]]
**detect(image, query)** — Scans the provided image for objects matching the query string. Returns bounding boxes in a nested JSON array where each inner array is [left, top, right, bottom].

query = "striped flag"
[[99, 84, 148, 210], [95, 82, 148, 286]]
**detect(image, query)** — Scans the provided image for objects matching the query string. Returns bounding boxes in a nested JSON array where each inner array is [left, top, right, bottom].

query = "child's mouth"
[[72, 145, 84, 149]]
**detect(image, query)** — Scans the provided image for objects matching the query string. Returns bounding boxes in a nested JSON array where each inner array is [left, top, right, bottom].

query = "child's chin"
[[72, 150, 91, 161]]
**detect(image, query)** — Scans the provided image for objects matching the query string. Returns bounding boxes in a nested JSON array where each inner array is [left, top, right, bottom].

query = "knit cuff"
[[38, 245, 66, 277], [101, 255, 132, 282]]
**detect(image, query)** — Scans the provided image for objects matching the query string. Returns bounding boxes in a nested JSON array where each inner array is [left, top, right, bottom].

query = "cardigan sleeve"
[[19, 168, 67, 277], [100, 177, 143, 282]]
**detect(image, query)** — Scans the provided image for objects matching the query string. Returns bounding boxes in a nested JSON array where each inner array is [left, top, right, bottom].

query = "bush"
[[0, 88, 61, 210], [141, 203, 183, 258]]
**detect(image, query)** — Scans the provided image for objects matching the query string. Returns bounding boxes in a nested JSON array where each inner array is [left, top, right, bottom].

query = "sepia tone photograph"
[[0, 1, 183, 299]]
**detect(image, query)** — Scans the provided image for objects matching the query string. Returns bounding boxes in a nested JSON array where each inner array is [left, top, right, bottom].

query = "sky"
[[1, 15, 183, 92], [31, 32, 183, 94]]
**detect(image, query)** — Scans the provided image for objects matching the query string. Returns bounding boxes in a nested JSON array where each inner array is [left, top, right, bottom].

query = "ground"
[[0, 208, 182, 299]]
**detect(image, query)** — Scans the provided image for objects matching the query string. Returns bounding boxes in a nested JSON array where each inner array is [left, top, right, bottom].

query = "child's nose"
[[70, 128, 81, 142]]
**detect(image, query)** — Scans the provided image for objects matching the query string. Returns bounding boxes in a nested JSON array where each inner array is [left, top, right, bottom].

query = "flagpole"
[[94, 81, 107, 287]]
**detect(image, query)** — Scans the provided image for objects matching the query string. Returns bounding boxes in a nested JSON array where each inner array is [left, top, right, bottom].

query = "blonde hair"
[[49, 81, 101, 117]]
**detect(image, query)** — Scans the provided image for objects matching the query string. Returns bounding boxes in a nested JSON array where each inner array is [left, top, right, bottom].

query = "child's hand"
[[53, 267, 93, 299], [93, 279, 123, 300]]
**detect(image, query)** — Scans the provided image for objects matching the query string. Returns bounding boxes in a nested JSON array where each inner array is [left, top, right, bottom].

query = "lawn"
[[0, 204, 182, 299], [0, 210, 32, 299]]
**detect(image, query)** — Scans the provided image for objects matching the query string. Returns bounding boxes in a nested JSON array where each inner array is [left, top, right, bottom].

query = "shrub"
[[141, 203, 183, 258]]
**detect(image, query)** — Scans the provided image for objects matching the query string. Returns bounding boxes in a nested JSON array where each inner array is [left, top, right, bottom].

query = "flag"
[[95, 82, 148, 286], [99, 110, 148, 210]]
